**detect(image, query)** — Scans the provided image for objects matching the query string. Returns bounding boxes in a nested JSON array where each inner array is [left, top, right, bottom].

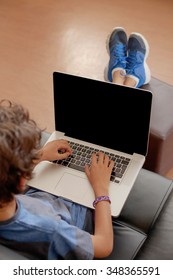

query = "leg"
[[112, 69, 125, 85], [106, 27, 127, 84], [125, 33, 151, 88]]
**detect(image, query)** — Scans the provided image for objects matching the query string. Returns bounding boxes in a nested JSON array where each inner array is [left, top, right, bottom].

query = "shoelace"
[[111, 43, 127, 65], [126, 51, 143, 74]]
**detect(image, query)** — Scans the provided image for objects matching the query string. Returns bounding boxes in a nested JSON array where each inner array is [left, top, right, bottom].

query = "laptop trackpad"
[[55, 172, 94, 204]]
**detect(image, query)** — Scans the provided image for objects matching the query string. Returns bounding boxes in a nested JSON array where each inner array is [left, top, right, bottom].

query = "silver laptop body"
[[28, 71, 152, 217]]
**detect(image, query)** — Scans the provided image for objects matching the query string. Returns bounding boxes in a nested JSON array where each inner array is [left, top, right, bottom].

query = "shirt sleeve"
[[48, 219, 94, 260]]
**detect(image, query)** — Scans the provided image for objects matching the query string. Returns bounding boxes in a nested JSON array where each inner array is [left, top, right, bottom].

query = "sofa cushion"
[[101, 221, 146, 260]]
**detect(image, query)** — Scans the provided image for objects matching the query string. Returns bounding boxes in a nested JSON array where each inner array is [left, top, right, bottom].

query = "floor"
[[0, 0, 173, 178]]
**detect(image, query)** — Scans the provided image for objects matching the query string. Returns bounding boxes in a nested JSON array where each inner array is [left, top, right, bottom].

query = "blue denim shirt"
[[0, 189, 94, 259]]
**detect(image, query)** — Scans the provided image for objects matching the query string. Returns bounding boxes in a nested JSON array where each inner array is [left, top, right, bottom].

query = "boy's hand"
[[85, 152, 114, 197], [38, 140, 72, 162]]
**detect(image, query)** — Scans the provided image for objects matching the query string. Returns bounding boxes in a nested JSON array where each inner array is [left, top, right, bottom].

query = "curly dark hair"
[[0, 100, 42, 206]]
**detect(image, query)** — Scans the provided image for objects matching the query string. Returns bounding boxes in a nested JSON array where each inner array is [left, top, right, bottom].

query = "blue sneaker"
[[106, 27, 127, 82], [126, 33, 151, 88]]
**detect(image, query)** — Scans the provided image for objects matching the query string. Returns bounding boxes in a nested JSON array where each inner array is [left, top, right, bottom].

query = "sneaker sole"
[[127, 32, 151, 85]]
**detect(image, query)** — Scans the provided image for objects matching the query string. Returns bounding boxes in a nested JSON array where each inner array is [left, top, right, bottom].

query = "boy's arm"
[[35, 139, 72, 164], [85, 152, 114, 258], [91, 199, 113, 258]]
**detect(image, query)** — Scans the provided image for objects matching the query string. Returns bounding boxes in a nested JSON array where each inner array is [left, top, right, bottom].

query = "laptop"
[[27, 71, 152, 217]]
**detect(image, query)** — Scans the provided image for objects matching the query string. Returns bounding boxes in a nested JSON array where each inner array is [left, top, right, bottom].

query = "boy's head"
[[0, 100, 42, 206]]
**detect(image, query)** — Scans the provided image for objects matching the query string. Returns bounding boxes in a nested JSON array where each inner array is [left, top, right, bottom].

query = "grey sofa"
[[105, 168, 173, 260], [0, 131, 173, 260]]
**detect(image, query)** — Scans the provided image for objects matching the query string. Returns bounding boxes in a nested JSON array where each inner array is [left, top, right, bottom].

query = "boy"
[[0, 100, 114, 259]]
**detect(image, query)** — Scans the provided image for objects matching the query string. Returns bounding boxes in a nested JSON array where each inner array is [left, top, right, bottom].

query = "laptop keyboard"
[[53, 141, 131, 184]]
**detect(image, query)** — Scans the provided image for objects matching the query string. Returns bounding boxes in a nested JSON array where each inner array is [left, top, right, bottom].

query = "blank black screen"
[[53, 72, 152, 156]]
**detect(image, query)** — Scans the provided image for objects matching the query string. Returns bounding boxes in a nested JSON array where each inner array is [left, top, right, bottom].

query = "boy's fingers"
[[84, 164, 90, 177]]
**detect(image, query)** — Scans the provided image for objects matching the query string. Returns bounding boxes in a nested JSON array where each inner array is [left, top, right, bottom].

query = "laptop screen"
[[53, 71, 152, 156]]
